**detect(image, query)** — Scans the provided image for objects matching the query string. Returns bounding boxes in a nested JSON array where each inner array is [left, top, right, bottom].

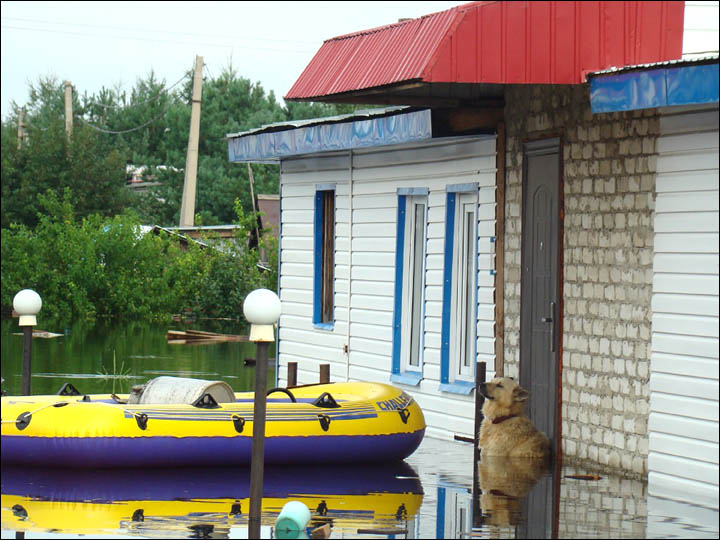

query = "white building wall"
[[277, 137, 497, 440], [649, 105, 719, 508], [682, 1, 720, 59]]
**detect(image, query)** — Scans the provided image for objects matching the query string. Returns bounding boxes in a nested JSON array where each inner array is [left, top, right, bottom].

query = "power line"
[[1, 15, 321, 45], [0, 24, 317, 53], [77, 100, 174, 134], [84, 72, 190, 110]]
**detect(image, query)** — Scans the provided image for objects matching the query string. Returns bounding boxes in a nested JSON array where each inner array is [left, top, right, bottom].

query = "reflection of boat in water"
[[1, 462, 423, 537], [1, 381, 425, 467]]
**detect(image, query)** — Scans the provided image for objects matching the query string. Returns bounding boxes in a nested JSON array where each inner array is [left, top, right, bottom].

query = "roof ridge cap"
[[325, 2, 480, 42]]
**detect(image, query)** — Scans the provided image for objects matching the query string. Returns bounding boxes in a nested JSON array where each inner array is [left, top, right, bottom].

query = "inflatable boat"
[[1, 462, 423, 536], [1, 378, 425, 468]]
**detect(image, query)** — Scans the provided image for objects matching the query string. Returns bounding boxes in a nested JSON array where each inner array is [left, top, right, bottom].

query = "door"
[[520, 138, 561, 454]]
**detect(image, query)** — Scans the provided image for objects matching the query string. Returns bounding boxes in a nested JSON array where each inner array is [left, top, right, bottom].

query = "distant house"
[[125, 164, 181, 193], [227, 0, 719, 511]]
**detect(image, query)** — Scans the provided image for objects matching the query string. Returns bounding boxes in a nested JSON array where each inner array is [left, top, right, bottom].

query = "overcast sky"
[[1, 1, 467, 120]]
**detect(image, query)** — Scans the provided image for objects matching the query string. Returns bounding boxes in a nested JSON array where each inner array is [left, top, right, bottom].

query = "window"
[[392, 189, 428, 385], [313, 186, 335, 328], [440, 184, 478, 394]]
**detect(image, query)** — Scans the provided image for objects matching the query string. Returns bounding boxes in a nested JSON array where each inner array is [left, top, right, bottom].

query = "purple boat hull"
[[1, 429, 425, 468]]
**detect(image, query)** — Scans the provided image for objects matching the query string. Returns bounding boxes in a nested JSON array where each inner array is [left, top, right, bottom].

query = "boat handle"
[[267, 387, 297, 403], [192, 393, 220, 409], [56, 383, 82, 396], [135, 413, 148, 430], [232, 414, 246, 434], [312, 392, 340, 408], [318, 414, 331, 431], [15, 412, 32, 431], [398, 408, 410, 424]]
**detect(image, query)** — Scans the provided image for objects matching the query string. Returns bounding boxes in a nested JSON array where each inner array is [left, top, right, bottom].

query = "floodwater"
[[1, 320, 718, 538]]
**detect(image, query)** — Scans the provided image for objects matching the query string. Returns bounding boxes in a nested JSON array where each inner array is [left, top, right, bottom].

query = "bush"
[[1, 189, 277, 324]]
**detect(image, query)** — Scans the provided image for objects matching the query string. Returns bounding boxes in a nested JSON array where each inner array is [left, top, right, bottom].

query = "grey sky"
[[1, 1, 466, 120]]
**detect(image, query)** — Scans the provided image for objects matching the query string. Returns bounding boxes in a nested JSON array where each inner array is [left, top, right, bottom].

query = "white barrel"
[[127, 376, 235, 405], [275, 500, 311, 539]]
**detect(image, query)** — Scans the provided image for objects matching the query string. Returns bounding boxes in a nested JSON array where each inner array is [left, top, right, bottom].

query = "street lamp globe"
[[13, 289, 42, 327], [243, 288, 281, 341]]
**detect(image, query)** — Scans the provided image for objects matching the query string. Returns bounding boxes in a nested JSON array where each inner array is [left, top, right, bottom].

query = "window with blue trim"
[[440, 185, 478, 394], [392, 189, 428, 386], [313, 186, 335, 329]]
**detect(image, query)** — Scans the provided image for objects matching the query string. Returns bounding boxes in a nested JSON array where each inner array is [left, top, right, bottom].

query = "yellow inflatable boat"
[[1, 378, 425, 467]]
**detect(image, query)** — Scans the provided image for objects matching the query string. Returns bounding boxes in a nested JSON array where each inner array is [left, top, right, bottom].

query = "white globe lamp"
[[243, 288, 281, 342], [13, 289, 42, 327]]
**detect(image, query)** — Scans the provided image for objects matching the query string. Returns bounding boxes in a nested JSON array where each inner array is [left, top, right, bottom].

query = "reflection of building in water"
[[436, 481, 473, 539]]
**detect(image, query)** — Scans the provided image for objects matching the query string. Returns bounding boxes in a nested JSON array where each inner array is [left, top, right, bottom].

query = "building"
[[227, 0, 718, 511]]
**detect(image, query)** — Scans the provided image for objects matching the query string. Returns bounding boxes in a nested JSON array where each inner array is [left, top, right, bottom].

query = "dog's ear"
[[513, 386, 530, 402]]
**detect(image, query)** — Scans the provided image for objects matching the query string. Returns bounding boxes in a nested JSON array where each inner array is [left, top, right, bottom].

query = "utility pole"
[[17, 108, 26, 149], [63, 80, 73, 139], [179, 55, 203, 228], [247, 163, 261, 242]]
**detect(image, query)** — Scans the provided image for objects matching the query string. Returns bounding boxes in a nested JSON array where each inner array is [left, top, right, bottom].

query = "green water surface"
[[0, 318, 275, 396]]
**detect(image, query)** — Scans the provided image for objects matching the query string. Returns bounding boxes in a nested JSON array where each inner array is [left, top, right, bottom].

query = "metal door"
[[519, 138, 561, 454]]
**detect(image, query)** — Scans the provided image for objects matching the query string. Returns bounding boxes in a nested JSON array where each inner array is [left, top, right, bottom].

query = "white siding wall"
[[682, 1, 720, 59], [650, 105, 719, 508], [277, 137, 497, 440]]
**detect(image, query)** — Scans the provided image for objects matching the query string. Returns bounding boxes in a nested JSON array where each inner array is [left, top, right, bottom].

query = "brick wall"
[[503, 84, 657, 477]]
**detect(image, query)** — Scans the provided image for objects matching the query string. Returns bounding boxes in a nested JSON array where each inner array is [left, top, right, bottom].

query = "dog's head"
[[479, 377, 529, 417]]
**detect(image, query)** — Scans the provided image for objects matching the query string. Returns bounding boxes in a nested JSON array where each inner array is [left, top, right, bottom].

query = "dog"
[[478, 377, 550, 459]]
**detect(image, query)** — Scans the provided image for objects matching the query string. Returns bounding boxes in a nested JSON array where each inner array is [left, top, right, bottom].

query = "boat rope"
[[1, 399, 151, 431], [0, 401, 69, 424]]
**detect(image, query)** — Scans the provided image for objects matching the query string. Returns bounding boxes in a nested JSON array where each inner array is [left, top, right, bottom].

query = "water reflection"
[[476, 456, 551, 529], [1, 462, 423, 538], [0, 319, 268, 397]]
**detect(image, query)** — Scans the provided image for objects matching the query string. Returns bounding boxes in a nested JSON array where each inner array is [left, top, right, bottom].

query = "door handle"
[[540, 302, 557, 353]]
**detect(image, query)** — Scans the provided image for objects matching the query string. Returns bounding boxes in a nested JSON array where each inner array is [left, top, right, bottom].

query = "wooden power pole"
[[63, 80, 73, 139], [179, 55, 203, 228]]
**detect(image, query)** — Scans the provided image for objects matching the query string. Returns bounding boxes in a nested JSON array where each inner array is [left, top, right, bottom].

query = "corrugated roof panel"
[[285, 1, 685, 100]]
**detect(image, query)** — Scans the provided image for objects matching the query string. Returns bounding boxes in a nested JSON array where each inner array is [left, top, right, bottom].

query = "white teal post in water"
[[13, 289, 41, 396], [244, 288, 281, 539]]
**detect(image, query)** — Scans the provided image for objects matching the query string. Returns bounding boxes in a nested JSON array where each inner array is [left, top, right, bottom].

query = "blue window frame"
[[391, 188, 428, 386], [440, 183, 478, 394], [313, 185, 335, 329]]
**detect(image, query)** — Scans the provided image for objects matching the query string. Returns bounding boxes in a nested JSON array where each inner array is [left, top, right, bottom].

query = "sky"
[[0, 1, 467, 121]]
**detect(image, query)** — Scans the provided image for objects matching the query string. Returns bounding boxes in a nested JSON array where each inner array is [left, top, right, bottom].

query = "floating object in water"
[[1, 378, 425, 468], [165, 329, 248, 345], [276, 501, 312, 539], [11, 330, 63, 339], [564, 474, 602, 481]]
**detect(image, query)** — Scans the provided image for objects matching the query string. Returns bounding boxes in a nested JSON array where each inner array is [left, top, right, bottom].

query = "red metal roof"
[[285, 1, 685, 101]]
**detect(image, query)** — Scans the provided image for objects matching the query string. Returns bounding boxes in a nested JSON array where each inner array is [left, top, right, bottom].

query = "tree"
[[1, 89, 130, 228], [2, 68, 377, 230]]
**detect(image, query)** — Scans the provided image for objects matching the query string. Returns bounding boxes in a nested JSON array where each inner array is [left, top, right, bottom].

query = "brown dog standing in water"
[[478, 377, 550, 458]]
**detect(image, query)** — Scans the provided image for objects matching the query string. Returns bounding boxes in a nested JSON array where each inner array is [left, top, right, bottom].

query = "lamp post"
[[243, 288, 281, 540], [13, 289, 42, 396]]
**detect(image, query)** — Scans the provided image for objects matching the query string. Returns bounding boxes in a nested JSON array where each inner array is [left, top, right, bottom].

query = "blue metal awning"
[[227, 107, 432, 163], [589, 58, 719, 113]]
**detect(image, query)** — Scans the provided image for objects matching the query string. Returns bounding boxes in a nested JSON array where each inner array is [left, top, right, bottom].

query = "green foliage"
[[0, 190, 275, 324], [1, 65, 369, 322], [1, 85, 130, 228]]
